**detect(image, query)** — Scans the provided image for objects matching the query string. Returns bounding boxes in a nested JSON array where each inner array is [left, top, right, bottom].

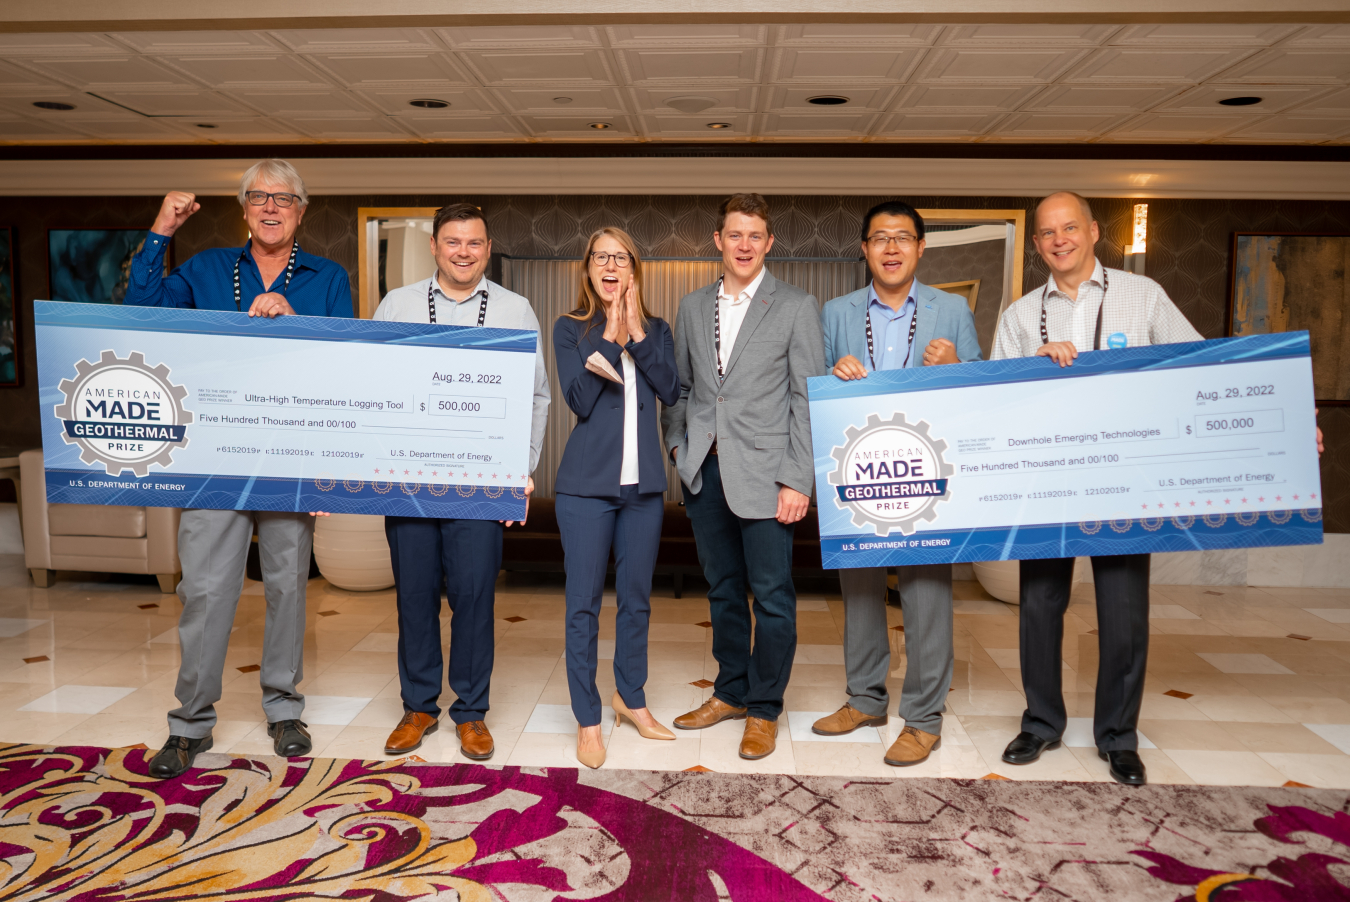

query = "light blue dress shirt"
[[865, 284, 917, 371]]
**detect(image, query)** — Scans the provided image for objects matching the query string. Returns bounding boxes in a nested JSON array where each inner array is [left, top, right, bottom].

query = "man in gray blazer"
[[663, 193, 826, 761], [814, 200, 981, 767]]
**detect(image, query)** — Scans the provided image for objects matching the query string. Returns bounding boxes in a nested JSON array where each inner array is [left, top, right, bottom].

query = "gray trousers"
[[839, 563, 953, 734], [168, 509, 313, 738]]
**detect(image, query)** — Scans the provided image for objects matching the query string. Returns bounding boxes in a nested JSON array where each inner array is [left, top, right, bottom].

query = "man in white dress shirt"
[[372, 203, 550, 760]]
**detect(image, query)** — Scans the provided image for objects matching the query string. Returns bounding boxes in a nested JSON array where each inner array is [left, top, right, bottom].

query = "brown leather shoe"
[[812, 704, 888, 736], [456, 720, 494, 760], [884, 725, 941, 767], [673, 696, 748, 730], [384, 711, 439, 755], [739, 717, 778, 760]]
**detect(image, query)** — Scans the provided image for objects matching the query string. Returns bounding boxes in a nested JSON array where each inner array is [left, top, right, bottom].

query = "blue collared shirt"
[[865, 284, 916, 371], [123, 231, 353, 317]]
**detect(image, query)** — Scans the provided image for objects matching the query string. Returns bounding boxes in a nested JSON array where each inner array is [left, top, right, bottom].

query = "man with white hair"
[[124, 159, 352, 778]]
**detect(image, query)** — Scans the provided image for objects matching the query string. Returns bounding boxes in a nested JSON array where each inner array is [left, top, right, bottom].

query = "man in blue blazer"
[[814, 200, 981, 767]]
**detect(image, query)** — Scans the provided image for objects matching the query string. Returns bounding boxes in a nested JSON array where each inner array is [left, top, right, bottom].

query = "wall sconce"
[[1124, 203, 1147, 276]]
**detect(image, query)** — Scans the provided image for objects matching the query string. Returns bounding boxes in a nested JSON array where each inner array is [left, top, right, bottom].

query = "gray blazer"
[[821, 280, 982, 370], [662, 270, 826, 519]]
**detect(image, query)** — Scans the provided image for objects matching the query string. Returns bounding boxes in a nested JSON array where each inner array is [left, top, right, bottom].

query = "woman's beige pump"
[[576, 727, 606, 769], [612, 693, 675, 740]]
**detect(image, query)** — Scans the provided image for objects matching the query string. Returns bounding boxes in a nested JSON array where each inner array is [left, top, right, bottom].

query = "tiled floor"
[[3, 528, 1350, 788]]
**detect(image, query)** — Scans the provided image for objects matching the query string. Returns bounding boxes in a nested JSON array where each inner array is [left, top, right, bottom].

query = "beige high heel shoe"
[[576, 726, 606, 769], [612, 693, 675, 740]]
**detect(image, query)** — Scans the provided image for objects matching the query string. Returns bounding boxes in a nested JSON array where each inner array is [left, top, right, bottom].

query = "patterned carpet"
[[1, 744, 1348, 901]]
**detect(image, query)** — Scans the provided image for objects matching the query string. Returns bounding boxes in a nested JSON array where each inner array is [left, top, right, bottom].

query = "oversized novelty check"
[[808, 332, 1323, 569], [35, 301, 536, 520]]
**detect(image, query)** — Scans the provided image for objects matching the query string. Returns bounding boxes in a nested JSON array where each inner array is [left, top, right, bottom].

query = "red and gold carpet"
[[0, 743, 1347, 901]]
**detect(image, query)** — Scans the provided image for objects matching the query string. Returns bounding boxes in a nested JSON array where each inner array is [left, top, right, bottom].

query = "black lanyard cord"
[[1040, 269, 1109, 351], [234, 241, 298, 312], [428, 280, 488, 326], [865, 299, 919, 370]]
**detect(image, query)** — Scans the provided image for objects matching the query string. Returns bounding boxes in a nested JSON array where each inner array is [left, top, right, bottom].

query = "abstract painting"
[[0, 227, 14, 387], [47, 228, 165, 306], [1231, 233, 1350, 403]]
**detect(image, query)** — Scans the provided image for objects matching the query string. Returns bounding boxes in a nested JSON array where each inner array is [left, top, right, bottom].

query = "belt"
[[708, 441, 717, 455]]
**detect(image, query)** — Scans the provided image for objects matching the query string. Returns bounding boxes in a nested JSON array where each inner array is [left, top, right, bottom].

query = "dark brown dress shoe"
[[739, 717, 778, 760], [456, 720, 494, 760], [268, 719, 312, 757], [384, 711, 439, 755], [673, 697, 748, 730], [149, 734, 213, 779]]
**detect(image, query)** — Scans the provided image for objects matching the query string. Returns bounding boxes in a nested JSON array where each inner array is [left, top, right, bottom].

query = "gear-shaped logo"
[[55, 350, 193, 477], [828, 412, 954, 536]]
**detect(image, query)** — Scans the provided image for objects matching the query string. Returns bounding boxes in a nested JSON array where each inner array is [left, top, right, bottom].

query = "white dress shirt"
[[716, 266, 767, 375], [619, 350, 639, 485]]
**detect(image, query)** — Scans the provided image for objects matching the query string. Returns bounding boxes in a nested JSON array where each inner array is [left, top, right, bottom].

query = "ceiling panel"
[[0, 116, 86, 140], [26, 56, 197, 89], [1063, 47, 1258, 84], [1277, 26, 1350, 47], [877, 111, 1004, 138], [0, 91, 129, 116], [514, 114, 638, 137], [92, 91, 253, 116], [940, 24, 1118, 46], [993, 111, 1133, 139], [616, 49, 762, 84], [230, 90, 376, 116], [1221, 114, 1350, 142], [291, 116, 414, 140], [394, 116, 524, 140], [1295, 87, 1350, 113], [1219, 49, 1350, 84], [766, 85, 896, 112], [497, 86, 628, 113], [435, 27, 601, 50], [605, 25, 765, 47], [164, 55, 327, 88], [774, 24, 941, 45], [1110, 24, 1302, 46], [0, 32, 124, 57], [162, 117, 309, 141], [759, 112, 878, 136], [58, 117, 193, 140], [627, 86, 753, 114], [110, 31, 281, 54], [771, 47, 923, 83], [356, 87, 500, 115], [458, 50, 614, 86], [269, 29, 445, 54], [640, 113, 756, 136], [1157, 84, 1333, 114], [304, 53, 471, 86], [0, 59, 66, 91], [915, 48, 1090, 84], [1025, 84, 1181, 112], [894, 83, 1044, 111], [1105, 112, 1251, 141]]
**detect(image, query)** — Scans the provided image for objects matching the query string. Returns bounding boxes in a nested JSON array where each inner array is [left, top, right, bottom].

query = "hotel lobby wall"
[[0, 191, 1345, 532]]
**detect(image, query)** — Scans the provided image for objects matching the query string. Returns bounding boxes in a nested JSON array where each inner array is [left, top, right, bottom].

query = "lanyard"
[[1040, 269, 1109, 351], [233, 241, 298, 312], [427, 280, 488, 326], [865, 299, 919, 370], [714, 279, 732, 383]]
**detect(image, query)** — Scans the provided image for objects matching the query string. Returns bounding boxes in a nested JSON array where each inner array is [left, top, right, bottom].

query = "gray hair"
[[238, 159, 309, 208]]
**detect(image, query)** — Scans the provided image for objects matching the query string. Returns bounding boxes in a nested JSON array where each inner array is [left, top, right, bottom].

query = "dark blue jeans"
[[683, 455, 797, 720], [557, 486, 665, 727], [385, 516, 503, 724]]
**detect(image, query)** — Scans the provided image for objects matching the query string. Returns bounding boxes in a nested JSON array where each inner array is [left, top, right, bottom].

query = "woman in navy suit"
[[554, 227, 682, 768]]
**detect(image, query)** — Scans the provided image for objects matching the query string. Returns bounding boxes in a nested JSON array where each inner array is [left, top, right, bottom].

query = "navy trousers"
[[556, 486, 665, 727], [1019, 553, 1151, 752], [683, 455, 797, 720], [385, 516, 503, 725]]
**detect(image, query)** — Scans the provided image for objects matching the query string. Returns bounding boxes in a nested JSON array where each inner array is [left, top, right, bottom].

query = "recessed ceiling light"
[[1218, 96, 1263, 106], [553, 96, 573, 104], [588, 122, 611, 129], [408, 98, 450, 109], [665, 95, 718, 115], [32, 101, 74, 111], [807, 95, 850, 106], [705, 122, 732, 129], [196, 123, 217, 129]]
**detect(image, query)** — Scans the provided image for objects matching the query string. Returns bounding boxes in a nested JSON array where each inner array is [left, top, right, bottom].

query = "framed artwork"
[[0, 227, 15, 387], [1230, 232, 1350, 405], [46, 228, 169, 306]]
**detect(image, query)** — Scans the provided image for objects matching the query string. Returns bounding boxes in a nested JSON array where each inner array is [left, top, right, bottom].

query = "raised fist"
[[151, 191, 200, 237]]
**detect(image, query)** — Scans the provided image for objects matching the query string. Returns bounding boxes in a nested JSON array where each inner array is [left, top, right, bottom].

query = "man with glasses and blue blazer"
[[813, 200, 981, 768]]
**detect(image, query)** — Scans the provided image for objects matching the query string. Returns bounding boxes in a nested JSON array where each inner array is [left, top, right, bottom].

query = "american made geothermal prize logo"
[[55, 350, 193, 477], [828, 412, 953, 536]]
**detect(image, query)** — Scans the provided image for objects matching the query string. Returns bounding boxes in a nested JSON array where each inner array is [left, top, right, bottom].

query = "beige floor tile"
[[1164, 750, 1289, 787], [0, 710, 96, 744], [226, 723, 344, 758], [604, 731, 701, 772], [1214, 721, 1346, 755], [1186, 695, 1294, 724], [506, 731, 587, 769], [945, 689, 1026, 716], [1137, 692, 1207, 721], [300, 672, 396, 698], [1135, 719, 1249, 752], [1258, 752, 1350, 789], [346, 696, 410, 729], [697, 733, 797, 775], [1273, 696, 1350, 723], [51, 714, 167, 749], [1217, 620, 1295, 638]]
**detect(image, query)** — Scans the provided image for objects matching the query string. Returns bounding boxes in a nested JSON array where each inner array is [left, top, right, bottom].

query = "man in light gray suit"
[[814, 200, 982, 766], [663, 193, 826, 761]]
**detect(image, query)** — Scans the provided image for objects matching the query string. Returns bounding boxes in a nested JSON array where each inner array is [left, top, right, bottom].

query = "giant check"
[[808, 332, 1323, 569], [35, 301, 536, 520]]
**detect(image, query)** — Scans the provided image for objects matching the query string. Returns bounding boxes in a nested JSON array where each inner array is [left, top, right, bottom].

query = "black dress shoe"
[[1001, 731, 1061, 765], [268, 719, 312, 757], [149, 735, 213, 779], [1100, 749, 1147, 786]]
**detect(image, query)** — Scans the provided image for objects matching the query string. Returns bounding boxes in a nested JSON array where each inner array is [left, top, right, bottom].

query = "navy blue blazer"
[[553, 314, 681, 497]]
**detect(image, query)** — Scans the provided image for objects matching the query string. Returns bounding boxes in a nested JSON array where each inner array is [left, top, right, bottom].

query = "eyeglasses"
[[244, 191, 299, 207], [589, 251, 632, 268], [866, 233, 919, 249]]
